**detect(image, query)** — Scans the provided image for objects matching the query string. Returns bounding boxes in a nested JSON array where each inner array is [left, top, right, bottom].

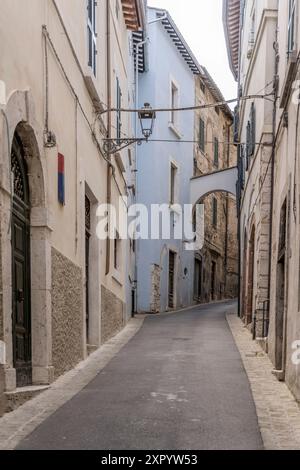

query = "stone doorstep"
[[5, 385, 50, 414]]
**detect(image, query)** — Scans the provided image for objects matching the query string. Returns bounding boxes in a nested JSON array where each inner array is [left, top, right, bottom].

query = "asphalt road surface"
[[18, 300, 263, 450]]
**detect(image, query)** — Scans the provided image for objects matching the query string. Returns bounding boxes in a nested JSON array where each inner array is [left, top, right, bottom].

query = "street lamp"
[[102, 102, 156, 155], [138, 103, 156, 140]]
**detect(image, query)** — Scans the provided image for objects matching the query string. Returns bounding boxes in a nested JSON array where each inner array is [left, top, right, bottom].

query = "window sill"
[[84, 68, 104, 113], [168, 123, 182, 139]]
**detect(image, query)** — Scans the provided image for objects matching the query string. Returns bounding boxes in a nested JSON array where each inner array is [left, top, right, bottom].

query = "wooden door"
[[11, 135, 32, 387]]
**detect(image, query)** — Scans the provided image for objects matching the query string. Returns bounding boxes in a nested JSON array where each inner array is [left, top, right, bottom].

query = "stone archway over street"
[[190, 167, 238, 206]]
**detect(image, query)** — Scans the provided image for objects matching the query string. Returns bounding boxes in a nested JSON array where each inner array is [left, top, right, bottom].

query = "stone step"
[[5, 385, 50, 414]]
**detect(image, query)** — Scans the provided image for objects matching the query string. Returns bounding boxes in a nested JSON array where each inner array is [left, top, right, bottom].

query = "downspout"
[[106, 0, 112, 275]]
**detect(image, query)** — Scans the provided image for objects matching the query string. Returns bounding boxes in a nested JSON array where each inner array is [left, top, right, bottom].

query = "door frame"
[[11, 134, 32, 386], [0, 90, 53, 390]]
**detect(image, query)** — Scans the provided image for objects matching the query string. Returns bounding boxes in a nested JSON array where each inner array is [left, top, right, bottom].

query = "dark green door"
[[11, 134, 32, 387]]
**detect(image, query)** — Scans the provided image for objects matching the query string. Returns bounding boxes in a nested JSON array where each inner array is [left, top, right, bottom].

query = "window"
[[114, 232, 121, 270], [246, 103, 256, 168], [199, 118, 205, 153], [212, 197, 218, 228], [250, 103, 256, 156], [170, 162, 178, 205], [87, 0, 97, 76], [288, 0, 296, 54], [200, 81, 206, 94], [215, 106, 220, 115], [249, 11, 255, 46], [194, 258, 203, 299], [170, 81, 179, 127], [116, 77, 122, 142], [214, 137, 219, 168]]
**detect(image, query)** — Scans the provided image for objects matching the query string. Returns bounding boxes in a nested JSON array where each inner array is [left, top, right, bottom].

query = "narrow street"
[[17, 301, 263, 450]]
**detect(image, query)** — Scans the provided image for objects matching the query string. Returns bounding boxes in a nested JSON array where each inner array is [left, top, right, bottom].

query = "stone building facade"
[[0, 0, 146, 414], [224, 0, 300, 402], [193, 73, 239, 304]]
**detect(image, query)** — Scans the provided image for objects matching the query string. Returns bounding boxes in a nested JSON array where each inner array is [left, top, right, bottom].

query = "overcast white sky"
[[147, 0, 237, 101]]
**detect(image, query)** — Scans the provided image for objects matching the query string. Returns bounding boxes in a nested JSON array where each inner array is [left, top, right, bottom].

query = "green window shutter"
[[246, 121, 251, 170], [214, 137, 219, 168], [199, 118, 205, 152], [212, 197, 218, 227], [250, 103, 256, 157]]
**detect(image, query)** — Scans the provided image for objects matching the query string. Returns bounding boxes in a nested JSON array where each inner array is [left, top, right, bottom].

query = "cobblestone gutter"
[[227, 313, 300, 450]]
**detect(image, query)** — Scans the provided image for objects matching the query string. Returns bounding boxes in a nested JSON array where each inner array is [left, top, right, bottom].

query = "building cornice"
[[223, 0, 240, 81]]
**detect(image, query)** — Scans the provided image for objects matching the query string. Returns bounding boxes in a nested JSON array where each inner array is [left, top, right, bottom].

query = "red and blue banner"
[[58, 153, 65, 205]]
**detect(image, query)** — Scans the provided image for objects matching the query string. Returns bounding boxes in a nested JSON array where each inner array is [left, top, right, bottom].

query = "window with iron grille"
[[214, 137, 219, 168], [199, 117, 205, 153], [288, 0, 296, 54], [87, 0, 97, 76]]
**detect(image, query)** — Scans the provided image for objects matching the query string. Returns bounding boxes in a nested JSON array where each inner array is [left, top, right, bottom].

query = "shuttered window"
[[214, 137, 219, 168], [87, 0, 97, 76], [199, 118, 205, 153], [250, 103, 256, 157], [288, 0, 296, 54], [212, 197, 218, 228]]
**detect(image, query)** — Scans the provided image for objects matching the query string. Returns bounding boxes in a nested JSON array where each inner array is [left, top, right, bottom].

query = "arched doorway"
[[246, 225, 255, 325], [0, 90, 53, 391], [11, 132, 32, 386]]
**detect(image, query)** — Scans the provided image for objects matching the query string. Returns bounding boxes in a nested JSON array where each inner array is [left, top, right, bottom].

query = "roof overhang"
[[121, 0, 145, 31], [223, 0, 240, 81], [149, 7, 204, 75]]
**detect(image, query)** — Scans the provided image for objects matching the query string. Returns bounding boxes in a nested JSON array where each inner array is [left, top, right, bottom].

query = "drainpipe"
[[105, 0, 112, 275]]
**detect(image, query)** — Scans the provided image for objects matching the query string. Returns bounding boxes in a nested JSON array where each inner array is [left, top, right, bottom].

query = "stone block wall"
[[150, 264, 161, 313], [101, 285, 125, 343], [51, 248, 84, 379], [0, 226, 3, 341]]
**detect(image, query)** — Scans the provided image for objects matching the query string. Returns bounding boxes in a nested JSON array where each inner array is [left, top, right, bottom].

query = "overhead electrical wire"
[[97, 92, 274, 116]]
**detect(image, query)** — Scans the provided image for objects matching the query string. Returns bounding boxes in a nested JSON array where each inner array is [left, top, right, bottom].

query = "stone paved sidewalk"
[[227, 313, 300, 450], [0, 316, 145, 450]]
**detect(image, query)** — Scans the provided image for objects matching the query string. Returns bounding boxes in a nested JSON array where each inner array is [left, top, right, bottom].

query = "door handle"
[[17, 289, 24, 302]]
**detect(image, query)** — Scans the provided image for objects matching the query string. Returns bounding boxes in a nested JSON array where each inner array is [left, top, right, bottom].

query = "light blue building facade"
[[136, 8, 202, 313]]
